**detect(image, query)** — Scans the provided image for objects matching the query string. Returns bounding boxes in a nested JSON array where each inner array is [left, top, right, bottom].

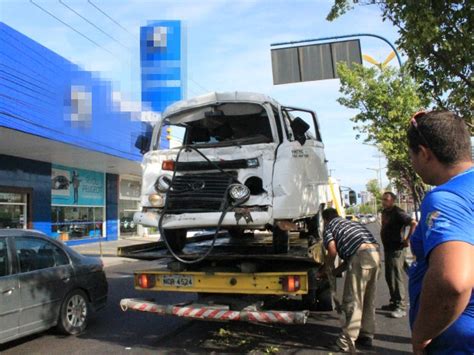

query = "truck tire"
[[302, 268, 333, 311], [315, 287, 333, 311], [273, 225, 289, 254], [163, 229, 187, 253]]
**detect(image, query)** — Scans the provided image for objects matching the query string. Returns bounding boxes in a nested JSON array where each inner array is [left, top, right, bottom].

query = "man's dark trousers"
[[384, 248, 406, 309]]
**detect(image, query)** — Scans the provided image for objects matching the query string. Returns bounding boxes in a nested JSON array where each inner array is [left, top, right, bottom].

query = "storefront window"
[[0, 192, 26, 203], [119, 200, 140, 236], [51, 164, 105, 240], [51, 206, 104, 240], [0, 192, 27, 229], [119, 177, 141, 237]]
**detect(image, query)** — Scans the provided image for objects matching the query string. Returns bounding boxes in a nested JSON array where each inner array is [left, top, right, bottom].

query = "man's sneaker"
[[381, 303, 397, 311], [390, 308, 407, 318], [355, 336, 373, 348]]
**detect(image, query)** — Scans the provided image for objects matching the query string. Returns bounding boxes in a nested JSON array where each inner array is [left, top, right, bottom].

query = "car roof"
[[0, 229, 48, 238]]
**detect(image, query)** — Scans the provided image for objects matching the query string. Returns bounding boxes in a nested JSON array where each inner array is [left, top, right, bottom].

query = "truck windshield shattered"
[[157, 102, 274, 148]]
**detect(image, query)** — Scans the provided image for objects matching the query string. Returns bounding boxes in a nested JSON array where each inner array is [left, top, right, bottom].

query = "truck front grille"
[[166, 173, 236, 212], [175, 160, 248, 171]]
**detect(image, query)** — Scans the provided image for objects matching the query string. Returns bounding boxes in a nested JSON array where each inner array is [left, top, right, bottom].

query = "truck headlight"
[[148, 194, 164, 207], [154, 175, 172, 193], [228, 184, 250, 203]]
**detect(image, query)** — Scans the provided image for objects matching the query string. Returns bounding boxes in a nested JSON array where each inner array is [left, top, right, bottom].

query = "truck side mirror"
[[348, 190, 357, 206], [135, 134, 150, 154], [290, 117, 310, 146]]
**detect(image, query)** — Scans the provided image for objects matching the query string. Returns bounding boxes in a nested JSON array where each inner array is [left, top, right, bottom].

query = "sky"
[[0, 0, 403, 195]]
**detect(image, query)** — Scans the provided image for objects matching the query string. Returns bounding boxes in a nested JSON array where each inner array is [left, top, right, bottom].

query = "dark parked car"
[[0, 229, 108, 344]]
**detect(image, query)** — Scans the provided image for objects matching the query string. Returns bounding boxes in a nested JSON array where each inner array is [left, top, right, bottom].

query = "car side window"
[[15, 237, 70, 273], [0, 239, 9, 277]]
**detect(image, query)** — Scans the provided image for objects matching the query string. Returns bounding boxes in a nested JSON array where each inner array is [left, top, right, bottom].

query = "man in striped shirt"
[[322, 208, 381, 353]]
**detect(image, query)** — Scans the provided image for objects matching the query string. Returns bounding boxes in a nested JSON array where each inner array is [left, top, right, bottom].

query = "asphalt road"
[[0, 223, 412, 354]]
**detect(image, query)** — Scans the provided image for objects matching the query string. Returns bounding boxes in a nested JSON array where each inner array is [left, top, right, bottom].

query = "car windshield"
[[157, 103, 273, 148]]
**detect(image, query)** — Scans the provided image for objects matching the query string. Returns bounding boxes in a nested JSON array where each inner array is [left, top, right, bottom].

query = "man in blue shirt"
[[407, 110, 473, 354]]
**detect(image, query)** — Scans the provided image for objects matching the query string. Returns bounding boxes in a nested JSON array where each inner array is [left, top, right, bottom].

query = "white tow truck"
[[120, 92, 345, 324]]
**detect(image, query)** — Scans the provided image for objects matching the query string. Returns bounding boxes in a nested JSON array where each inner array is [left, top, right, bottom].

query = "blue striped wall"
[[0, 22, 149, 161]]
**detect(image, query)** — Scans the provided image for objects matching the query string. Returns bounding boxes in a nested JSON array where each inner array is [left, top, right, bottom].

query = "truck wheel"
[[163, 229, 187, 253], [56, 289, 90, 335], [273, 225, 289, 254], [302, 287, 333, 312], [315, 287, 333, 311]]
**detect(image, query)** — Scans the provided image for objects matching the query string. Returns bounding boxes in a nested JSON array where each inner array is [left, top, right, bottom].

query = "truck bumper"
[[120, 298, 308, 324], [134, 208, 273, 229]]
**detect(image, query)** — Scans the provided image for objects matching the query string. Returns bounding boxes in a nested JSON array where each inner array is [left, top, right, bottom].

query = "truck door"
[[272, 107, 328, 219]]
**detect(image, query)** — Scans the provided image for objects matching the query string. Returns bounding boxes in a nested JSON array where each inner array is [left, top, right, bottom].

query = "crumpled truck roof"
[[162, 92, 281, 119]]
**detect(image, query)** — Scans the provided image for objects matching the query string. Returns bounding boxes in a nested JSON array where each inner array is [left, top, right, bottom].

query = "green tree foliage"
[[336, 63, 428, 206], [366, 178, 382, 212], [359, 203, 376, 214], [366, 179, 381, 199], [327, 0, 473, 127]]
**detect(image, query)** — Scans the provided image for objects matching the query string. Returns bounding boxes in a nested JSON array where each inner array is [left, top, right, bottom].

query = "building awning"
[[0, 127, 141, 176]]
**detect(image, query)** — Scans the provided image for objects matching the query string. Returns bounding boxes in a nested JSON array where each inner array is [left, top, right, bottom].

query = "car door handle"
[[62, 277, 71, 283], [2, 288, 14, 296]]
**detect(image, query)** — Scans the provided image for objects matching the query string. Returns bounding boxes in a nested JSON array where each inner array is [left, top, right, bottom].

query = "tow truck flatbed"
[[117, 231, 316, 263], [119, 231, 331, 324]]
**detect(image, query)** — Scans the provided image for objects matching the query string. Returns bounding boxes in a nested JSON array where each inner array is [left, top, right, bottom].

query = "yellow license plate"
[[161, 274, 194, 287]]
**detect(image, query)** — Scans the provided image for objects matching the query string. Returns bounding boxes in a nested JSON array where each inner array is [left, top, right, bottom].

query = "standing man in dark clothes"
[[322, 208, 381, 352], [380, 191, 417, 318]]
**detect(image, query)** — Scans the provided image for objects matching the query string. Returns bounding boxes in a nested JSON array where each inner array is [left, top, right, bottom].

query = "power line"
[[186, 86, 202, 97], [58, 0, 130, 50], [29, 0, 115, 56], [188, 76, 210, 94], [87, 0, 134, 37]]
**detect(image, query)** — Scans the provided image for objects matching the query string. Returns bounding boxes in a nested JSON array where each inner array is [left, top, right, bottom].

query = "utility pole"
[[374, 153, 384, 191]]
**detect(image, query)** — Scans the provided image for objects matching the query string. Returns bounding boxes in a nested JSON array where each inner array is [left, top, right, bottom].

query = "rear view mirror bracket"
[[135, 134, 151, 155]]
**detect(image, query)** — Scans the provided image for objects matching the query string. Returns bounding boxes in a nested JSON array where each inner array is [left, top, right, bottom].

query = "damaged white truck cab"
[[134, 92, 330, 253]]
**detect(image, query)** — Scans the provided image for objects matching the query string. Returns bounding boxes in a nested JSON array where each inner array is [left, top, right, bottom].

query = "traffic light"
[[348, 190, 357, 205], [166, 127, 171, 140]]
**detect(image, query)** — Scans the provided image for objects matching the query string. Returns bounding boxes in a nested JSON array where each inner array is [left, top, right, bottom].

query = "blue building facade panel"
[[105, 173, 119, 242], [0, 23, 148, 244], [0, 22, 146, 161]]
